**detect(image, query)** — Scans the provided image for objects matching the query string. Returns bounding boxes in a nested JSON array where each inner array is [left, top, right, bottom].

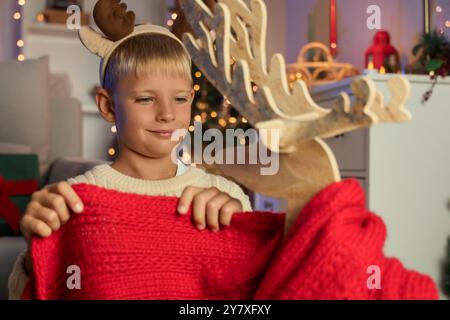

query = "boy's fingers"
[[177, 186, 203, 215], [21, 215, 52, 240], [206, 193, 231, 231], [192, 188, 220, 229], [46, 182, 84, 214], [38, 193, 71, 225], [219, 199, 242, 228], [31, 203, 62, 232], [30, 218, 53, 238]]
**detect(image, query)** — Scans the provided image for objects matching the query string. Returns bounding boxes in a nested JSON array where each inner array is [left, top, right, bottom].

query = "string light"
[[108, 148, 116, 156], [210, 111, 218, 118], [188, 125, 195, 132], [194, 115, 202, 122], [228, 117, 237, 124], [196, 101, 208, 110], [166, 20, 174, 27], [107, 125, 118, 157], [218, 119, 227, 127], [193, 84, 201, 91], [171, 13, 178, 20], [14, 0, 24, 62], [36, 13, 45, 22], [195, 71, 202, 78], [435, 5, 449, 33], [241, 117, 248, 123]]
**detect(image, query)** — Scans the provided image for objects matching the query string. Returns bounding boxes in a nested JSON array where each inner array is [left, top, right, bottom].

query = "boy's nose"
[[156, 101, 175, 122]]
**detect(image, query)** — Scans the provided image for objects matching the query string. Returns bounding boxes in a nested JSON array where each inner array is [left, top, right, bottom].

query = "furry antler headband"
[[78, 0, 189, 86]]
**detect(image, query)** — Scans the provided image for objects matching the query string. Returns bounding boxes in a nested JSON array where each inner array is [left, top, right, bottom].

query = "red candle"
[[330, 0, 337, 56]]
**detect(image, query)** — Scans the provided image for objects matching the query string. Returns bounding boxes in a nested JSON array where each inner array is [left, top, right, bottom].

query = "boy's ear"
[[96, 88, 116, 123]]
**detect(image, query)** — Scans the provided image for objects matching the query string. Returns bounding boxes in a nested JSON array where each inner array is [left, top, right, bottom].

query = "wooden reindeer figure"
[[178, 0, 412, 235]]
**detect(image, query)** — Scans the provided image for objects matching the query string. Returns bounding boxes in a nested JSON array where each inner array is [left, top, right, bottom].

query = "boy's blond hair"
[[103, 33, 193, 93]]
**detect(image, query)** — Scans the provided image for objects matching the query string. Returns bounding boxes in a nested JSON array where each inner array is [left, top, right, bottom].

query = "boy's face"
[[109, 73, 194, 160]]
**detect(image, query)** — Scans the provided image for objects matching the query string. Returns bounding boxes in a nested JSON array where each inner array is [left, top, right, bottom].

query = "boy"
[[8, 24, 252, 299]]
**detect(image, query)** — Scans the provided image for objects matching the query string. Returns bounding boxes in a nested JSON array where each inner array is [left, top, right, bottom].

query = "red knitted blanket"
[[23, 179, 438, 300]]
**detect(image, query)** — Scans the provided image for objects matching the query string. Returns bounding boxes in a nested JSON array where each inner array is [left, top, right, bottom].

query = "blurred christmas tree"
[[189, 64, 251, 133], [170, 0, 252, 146]]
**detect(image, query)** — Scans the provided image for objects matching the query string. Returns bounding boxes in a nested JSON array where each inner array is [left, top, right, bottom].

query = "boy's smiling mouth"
[[146, 129, 175, 138]]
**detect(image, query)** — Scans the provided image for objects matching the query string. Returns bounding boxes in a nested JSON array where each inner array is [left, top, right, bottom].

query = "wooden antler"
[[256, 76, 412, 151], [93, 0, 136, 41], [179, 0, 412, 235], [219, 0, 330, 121]]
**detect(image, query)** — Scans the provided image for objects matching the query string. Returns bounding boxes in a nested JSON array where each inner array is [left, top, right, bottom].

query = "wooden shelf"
[[364, 71, 450, 85], [24, 22, 79, 39]]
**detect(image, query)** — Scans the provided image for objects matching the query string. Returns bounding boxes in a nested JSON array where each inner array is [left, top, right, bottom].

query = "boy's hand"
[[177, 186, 242, 232], [20, 181, 84, 243]]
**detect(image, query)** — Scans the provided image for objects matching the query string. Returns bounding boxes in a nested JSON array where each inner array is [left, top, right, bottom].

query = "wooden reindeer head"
[[179, 0, 412, 233]]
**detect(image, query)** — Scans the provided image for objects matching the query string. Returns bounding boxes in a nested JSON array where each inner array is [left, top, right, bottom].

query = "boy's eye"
[[175, 97, 188, 104], [136, 97, 155, 104]]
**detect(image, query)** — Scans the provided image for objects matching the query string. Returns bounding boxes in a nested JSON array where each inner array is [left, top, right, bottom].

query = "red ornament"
[[365, 30, 400, 72]]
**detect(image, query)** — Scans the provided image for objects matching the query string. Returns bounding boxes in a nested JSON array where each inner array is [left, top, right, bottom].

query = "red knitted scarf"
[[22, 179, 438, 300]]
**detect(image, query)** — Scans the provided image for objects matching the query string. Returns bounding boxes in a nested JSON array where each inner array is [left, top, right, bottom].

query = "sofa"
[[0, 56, 107, 299]]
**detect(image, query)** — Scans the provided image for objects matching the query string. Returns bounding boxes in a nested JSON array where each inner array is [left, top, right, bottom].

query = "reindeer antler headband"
[[78, 0, 189, 86]]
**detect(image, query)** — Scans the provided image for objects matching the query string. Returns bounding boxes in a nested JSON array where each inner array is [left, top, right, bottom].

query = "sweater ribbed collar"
[[90, 163, 206, 196]]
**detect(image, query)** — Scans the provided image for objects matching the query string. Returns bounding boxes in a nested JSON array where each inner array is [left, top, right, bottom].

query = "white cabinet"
[[311, 74, 450, 298]]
